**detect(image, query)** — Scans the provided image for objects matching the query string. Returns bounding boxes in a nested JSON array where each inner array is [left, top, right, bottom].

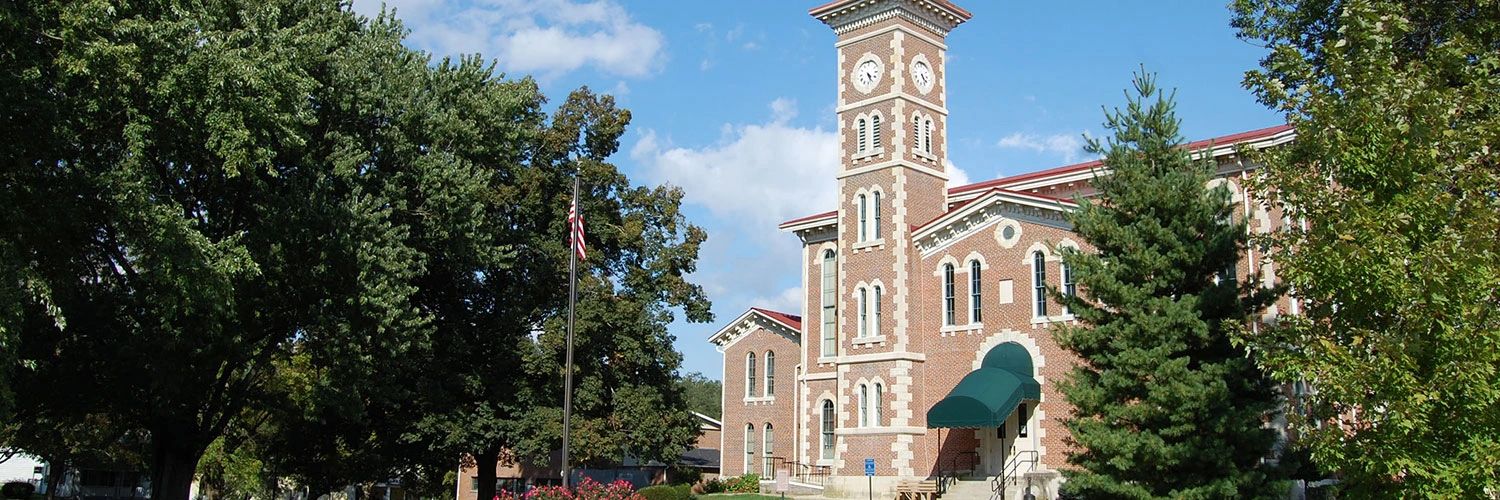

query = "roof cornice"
[[810, 0, 971, 37]]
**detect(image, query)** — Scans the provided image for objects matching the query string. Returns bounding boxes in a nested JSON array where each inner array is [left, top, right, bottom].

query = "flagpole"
[[562, 175, 579, 489]]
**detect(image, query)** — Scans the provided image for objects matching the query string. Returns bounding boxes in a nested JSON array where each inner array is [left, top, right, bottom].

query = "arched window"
[[923, 118, 934, 153], [912, 115, 924, 153], [746, 353, 757, 397], [857, 117, 868, 153], [821, 250, 837, 357], [1033, 251, 1048, 317], [872, 285, 883, 336], [970, 260, 983, 323], [821, 400, 835, 460], [857, 287, 868, 338], [942, 263, 956, 326], [744, 423, 755, 473], [857, 194, 868, 241], [871, 114, 882, 149], [858, 384, 869, 427], [764, 351, 775, 397], [874, 383, 884, 427], [1062, 260, 1076, 315], [872, 191, 882, 239], [763, 423, 774, 476]]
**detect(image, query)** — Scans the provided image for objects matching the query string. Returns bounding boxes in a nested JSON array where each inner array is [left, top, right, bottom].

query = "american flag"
[[567, 194, 587, 261]]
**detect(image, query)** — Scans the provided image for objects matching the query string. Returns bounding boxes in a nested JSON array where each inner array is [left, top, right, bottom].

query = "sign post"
[[864, 458, 875, 500], [775, 467, 789, 500]]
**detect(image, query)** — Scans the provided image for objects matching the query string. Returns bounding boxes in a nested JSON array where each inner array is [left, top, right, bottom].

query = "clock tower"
[[806, 0, 970, 477]]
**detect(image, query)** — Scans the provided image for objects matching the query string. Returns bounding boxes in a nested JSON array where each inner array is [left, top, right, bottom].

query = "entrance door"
[[980, 404, 1037, 477]]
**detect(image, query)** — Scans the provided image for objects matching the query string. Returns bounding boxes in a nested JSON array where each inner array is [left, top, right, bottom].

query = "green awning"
[[926, 342, 1040, 429]]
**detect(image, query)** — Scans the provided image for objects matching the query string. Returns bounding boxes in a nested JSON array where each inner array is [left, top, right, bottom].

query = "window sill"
[[852, 239, 885, 250], [852, 335, 887, 346], [851, 148, 884, 161], [1030, 314, 1074, 325], [743, 396, 776, 404], [912, 149, 937, 161]]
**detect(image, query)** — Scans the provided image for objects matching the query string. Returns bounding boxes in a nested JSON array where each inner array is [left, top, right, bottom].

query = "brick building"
[[709, 1, 1300, 499]]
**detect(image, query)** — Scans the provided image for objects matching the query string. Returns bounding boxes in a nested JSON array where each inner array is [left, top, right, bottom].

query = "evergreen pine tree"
[[1055, 70, 1283, 499]]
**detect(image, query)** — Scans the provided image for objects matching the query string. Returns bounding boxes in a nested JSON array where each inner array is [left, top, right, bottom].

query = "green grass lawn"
[[699, 494, 786, 500]]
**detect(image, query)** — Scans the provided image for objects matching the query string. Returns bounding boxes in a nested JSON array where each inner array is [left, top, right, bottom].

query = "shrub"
[[695, 478, 723, 495], [722, 474, 760, 494], [634, 484, 695, 500], [495, 478, 644, 500]]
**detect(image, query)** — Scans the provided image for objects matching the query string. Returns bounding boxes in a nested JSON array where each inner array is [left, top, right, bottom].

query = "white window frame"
[[764, 351, 775, 397], [1032, 251, 1048, 318], [744, 423, 755, 473], [821, 250, 837, 358], [820, 400, 835, 460], [745, 352, 757, 398], [942, 263, 956, 326], [858, 384, 869, 427], [970, 260, 983, 323], [857, 287, 868, 338]]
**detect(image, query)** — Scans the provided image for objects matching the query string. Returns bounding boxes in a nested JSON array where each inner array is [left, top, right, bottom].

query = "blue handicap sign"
[[864, 458, 875, 476]]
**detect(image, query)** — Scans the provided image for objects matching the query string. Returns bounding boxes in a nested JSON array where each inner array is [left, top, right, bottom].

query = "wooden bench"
[[895, 479, 939, 500]]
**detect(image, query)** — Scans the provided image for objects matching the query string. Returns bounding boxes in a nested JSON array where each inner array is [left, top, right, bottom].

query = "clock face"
[[853, 58, 882, 92], [911, 60, 934, 93]]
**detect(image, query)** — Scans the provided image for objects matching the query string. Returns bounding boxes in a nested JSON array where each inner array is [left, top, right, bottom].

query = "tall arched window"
[[858, 384, 869, 427], [942, 263, 956, 326], [764, 351, 775, 397], [857, 287, 868, 338], [821, 250, 837, 357], [923, 118, 934, 153], [1033, 251, 1048, 317], [970, 260, 983, 323], [744, 423, 755, 473], [821, 400, 835, 460], [857, 194, 868, 241], [763, 423, 774, 476], [872, 285, 883, 336], [874, 382, 884, 427], [872, 191, 882, 239], [746, 353, 757, 397], [1062, 260, 1076, 315], [912, 115, 925, 153], [871, 114, 882, 149], [857, 117, 869, 153]]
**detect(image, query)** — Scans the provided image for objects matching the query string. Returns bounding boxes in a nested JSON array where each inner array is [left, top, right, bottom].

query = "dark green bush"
[[636, 484, 696, 500]]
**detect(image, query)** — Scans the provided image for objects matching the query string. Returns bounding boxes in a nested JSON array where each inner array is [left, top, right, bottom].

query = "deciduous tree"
[[1233, 0, 1500, 496]]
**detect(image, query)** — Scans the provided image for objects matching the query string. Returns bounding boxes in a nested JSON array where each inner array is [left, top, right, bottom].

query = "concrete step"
[[941, 478, 995, 500]]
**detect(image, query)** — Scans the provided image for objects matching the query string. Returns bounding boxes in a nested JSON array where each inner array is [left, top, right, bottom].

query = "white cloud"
[[631, 99, 839, 234], [752, 287, 804, 314], [631, 99, 839, 324], [944, 158, 970, 188], [354, 0, 665, 79], [997, 132, 1088, 162]]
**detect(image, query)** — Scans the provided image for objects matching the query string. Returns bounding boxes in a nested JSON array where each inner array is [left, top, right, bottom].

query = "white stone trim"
[[838, 91, 947, 116], [835, 350, 926, 364], [837, 158, 948, 181], [832, 21, 949, 51]]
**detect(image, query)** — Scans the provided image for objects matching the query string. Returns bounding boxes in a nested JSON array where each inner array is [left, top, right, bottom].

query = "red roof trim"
[[750, 307, 802, 331], [947, 123, 1293, 195], [778, 209, 838, 229]]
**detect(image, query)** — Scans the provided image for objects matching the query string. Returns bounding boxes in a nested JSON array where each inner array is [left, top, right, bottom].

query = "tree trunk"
[[43, 459, 66, 500], [150, 431, 205, 500], [474, 448, 499, 500]]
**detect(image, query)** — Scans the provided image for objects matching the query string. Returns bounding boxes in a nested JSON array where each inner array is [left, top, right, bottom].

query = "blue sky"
[[349, 0, 1283, 380]]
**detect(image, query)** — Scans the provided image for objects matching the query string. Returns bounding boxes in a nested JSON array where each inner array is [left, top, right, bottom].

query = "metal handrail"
[[936, 450, 980, 495], [992, 451, 1038, 499]]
